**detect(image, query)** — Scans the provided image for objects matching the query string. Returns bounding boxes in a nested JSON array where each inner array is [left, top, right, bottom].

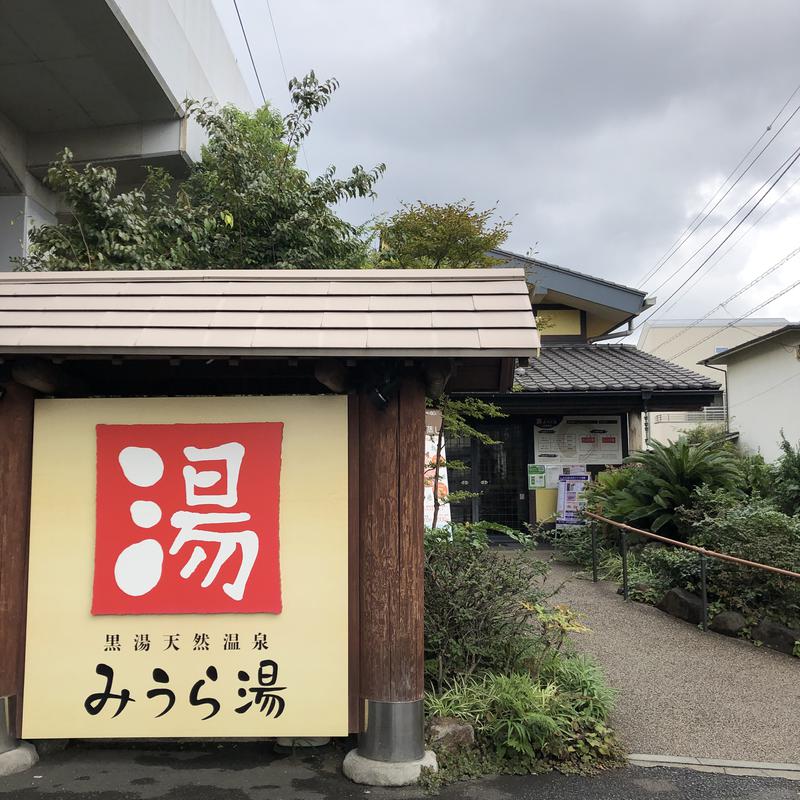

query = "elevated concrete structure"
[[0, 0, 255, 270]]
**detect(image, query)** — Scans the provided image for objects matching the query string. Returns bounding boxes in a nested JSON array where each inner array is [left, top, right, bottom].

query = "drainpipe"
[[705, 363, 729, 433]]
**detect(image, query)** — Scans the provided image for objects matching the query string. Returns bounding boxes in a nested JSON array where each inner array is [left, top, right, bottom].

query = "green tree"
[[384, 202, 519, 528], [375, 200, 512, 269], [16, 72, 385, 271]]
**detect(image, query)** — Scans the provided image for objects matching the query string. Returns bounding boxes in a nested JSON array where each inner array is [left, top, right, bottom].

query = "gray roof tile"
[[515, 344, 720, 393]]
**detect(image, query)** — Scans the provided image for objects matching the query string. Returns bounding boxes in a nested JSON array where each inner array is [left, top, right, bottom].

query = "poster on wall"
[[424, 410, 451, 528], [534, 416, 623, 465], [556, 468, 590, 527], [23, 396, 350, 739], [527, 464, 546, 489]]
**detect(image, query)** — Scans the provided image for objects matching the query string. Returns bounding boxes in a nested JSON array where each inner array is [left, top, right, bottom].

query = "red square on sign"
[[92, 422, 283, 615]]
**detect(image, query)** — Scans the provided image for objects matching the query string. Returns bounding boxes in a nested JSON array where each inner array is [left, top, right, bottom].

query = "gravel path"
[[542, 556, 800, 763]]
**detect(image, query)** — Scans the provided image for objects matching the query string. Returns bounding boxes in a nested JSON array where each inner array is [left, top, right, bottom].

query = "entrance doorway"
[[445, 422, 529, 532]]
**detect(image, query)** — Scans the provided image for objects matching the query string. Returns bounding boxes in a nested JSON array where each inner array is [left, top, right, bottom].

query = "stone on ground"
[[656, 587, 704, 624], [428, 716, 475, 751], [709, 611, 747, 637], [751, 620, 800, 655]]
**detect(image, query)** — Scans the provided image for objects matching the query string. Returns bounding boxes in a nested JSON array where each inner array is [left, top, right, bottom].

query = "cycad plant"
[[600, 439, 742, 538]]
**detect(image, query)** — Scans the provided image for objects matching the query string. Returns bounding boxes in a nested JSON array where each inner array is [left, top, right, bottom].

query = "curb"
[[629, 754, 800, 781]]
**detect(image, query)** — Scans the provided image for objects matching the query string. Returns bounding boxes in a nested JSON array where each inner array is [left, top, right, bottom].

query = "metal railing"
[[583, 510, 800, 632], [652, 406, 726, 425]]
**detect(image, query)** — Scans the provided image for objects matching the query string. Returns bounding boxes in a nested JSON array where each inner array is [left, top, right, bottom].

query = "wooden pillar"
[[357, 373, 425, 761], [0, 382, 35, 740]]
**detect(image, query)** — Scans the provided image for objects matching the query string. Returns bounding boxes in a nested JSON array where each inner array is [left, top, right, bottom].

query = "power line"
[[649, 243, 800, 355], [649, 172, 800, 323], [233, 0, 312, 173], [630, 143, 800, 335], [648, 142, 800, 298], [233, 0, 266, 104], [637, 81, 800, 289], [265, 0, 311, 172], [665, 276, 800, 361], [266, 0, 290, 85]]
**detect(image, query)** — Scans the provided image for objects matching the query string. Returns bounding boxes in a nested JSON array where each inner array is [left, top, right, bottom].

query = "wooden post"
[[356, 373, 425, 762], [0, 382, 35, 741]]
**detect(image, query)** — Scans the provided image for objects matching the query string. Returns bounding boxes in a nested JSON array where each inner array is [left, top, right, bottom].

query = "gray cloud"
[[218, 0, 800, 321]]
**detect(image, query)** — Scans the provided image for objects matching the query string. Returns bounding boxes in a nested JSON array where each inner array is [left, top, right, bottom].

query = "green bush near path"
[[556, 430, 800, 651], [422, 522, 624, 788]]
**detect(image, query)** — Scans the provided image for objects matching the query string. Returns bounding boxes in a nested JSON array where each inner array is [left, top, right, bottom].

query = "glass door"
[[444, 422, 528, 533]]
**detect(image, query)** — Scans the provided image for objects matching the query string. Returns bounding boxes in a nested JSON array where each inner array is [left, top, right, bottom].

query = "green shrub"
[[426, 673, 567, 757], [739, 453, 777, 500], [424, 523, 623, 779], [424, 523, 548, 691], [638, 545, 703, 593], [583, 465, 640, 514], [425, 667, 620, 763], [548, 524, 597, 567], [598, 439, 742, 538], [681, 488, 800, 627], [679, 423, 734, 450], [537, 654, 616, 721], [774, 433, 800, 516]]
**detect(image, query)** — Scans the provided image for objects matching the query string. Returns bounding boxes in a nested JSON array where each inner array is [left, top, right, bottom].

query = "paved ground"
[[541, 556, 800, 763], [0, 742, 798, 800]]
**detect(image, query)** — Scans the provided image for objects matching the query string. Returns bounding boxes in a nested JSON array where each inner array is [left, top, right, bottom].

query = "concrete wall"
[[725, 332, 800, 461], [108, 0, 254, 161], [639, 319, 787, 445], [638, 319, 788, 380], [0, 196, 24, 270], [0, 0, 254, 269], [0, 195, 59, 270]]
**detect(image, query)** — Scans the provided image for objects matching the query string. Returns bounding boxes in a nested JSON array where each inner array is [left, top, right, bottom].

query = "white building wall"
[[725, 334, 800, 461], [638, 319, 788, 445]]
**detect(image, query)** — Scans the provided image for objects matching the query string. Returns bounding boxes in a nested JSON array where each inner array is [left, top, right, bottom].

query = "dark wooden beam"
[[0, 382, 35, 736], [394, 376, 425, 702], [10, 358, 85, 396], [358, 373, 425, 705]]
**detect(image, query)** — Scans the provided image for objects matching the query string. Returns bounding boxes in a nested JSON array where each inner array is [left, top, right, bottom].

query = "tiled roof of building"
[[515, 344, 720, 393], [0, 268, 539, 358]]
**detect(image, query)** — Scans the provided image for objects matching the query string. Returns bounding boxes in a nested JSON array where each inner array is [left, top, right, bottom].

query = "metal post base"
[[0, 697, 38, 777], [0, 698, 16, 756], [357, 699, 424, 763]]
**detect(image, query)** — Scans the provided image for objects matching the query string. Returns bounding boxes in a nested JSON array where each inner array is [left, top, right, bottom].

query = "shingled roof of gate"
[[0, 268, 539, 358], [515, 344, 720, 393]]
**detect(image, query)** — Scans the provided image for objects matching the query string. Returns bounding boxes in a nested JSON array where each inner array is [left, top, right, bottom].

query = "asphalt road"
[[0, 743, 798, 800]]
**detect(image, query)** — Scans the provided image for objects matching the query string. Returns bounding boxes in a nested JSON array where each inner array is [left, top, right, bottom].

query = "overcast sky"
[[215, 0, 800, 344]]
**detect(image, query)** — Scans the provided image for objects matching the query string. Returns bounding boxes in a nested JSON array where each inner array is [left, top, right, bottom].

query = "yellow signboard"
[[23, 395, 349, 738]]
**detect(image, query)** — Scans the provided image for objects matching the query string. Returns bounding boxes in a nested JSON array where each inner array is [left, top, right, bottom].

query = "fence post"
[[591, 525, 598, 583], [620, 530, 629, 600], [699, 552, 708, 632]]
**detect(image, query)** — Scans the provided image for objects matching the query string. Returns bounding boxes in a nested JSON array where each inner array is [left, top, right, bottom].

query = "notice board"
[[534, 415, 623, 465], [23, 395, 349, 739]]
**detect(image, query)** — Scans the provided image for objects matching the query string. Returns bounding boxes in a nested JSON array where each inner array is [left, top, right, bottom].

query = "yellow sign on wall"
[[23, 395, 349, 738]]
